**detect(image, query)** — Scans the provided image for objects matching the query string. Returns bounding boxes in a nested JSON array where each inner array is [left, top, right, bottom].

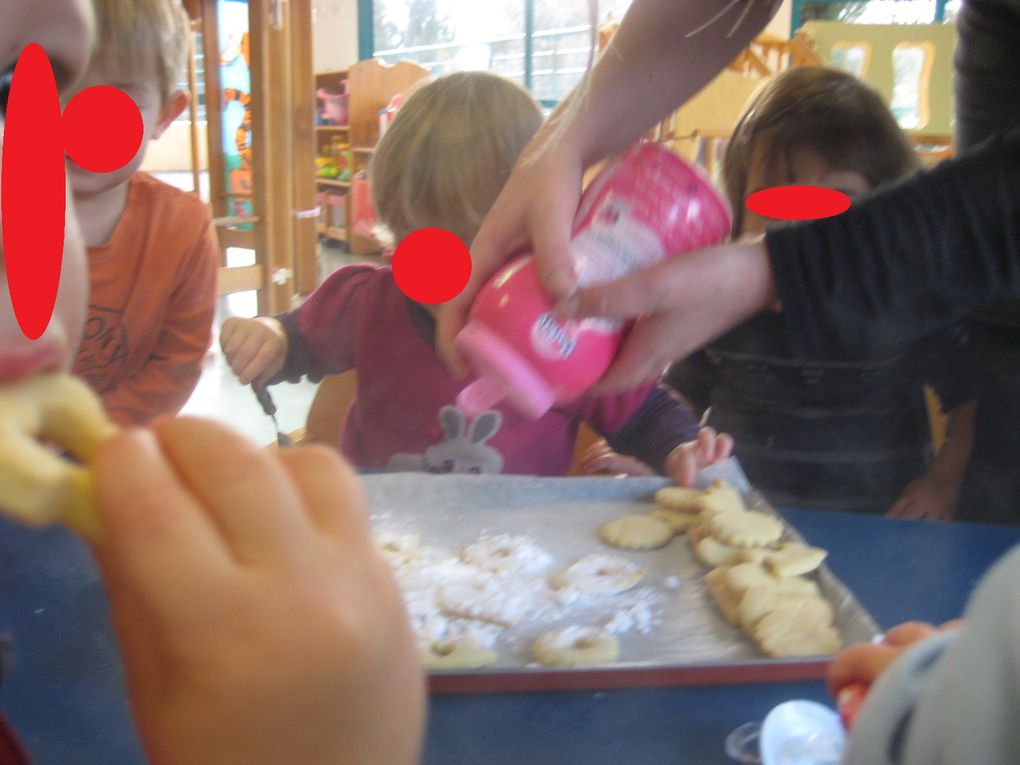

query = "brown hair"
[[89, 0, 190, 106], [722, 66, 920, 234], [370, 71, 543, 248]]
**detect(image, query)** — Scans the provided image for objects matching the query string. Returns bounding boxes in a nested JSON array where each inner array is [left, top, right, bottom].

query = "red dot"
[[392, 228, 472, 304], [62, 85, 144, 173], [746, 185, 851, 221]]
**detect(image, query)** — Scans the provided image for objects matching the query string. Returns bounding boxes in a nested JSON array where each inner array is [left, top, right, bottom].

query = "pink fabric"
[[295, 265, 653, 475]]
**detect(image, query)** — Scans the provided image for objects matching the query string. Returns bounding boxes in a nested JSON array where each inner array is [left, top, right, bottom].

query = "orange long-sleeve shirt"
[[73, 173, 219, 426]]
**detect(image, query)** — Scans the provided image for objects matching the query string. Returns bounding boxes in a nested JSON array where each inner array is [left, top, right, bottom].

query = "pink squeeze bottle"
[[455, 142, 731, 420]]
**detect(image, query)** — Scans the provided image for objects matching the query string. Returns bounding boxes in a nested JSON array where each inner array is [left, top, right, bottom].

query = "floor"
[[153, 170, 379, 447]]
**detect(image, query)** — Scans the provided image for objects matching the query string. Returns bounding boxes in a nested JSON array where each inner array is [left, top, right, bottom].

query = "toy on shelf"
[[315, 137, 351, 181], [316, 83, 349, 126], [378, 93, 404, 138]]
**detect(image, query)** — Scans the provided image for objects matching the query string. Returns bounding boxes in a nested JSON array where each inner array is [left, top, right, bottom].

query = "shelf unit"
[[314, 60, 428, 255]]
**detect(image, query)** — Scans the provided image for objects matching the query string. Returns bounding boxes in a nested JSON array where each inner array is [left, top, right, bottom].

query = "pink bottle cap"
[[455, 319, 556, 421]]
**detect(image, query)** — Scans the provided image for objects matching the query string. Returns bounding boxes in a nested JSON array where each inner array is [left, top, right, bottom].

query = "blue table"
[[1, 510, 1017, 765]]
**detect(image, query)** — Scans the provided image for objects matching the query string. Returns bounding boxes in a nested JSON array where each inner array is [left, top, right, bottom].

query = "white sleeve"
[[843, 544, 1020, 765]]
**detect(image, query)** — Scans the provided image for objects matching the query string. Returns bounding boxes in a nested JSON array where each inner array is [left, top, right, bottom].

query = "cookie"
[[737, 586, 835, 632], [724, 562, 776, 597], [693, 479, 746, 516], [599, 514, 674, 550], [694, 536, 746, 567], [709, 510, 783, 549], [375, 532, 421, 564], [761, 542, 828, 578], [650, 507, 699, 532], [704, 565, 741, 625], [460, 534, 554, 576], [654, 485, 702, 512], [773, 576, 821, 598], [686, 516, 714, 547], [436, 576, 531, 627], [532, 626, 620, 667], [548, 553, 645, 594], [421, 638, 500, 670], [753, 610, 843, 658]]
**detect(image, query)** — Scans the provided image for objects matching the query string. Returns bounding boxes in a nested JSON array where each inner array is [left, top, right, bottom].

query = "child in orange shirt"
[[70, 0, 219, 427], [1, 5, 423, 762]]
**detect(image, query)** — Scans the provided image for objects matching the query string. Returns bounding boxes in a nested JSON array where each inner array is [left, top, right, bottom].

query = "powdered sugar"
[[375, 529, 665, 665]]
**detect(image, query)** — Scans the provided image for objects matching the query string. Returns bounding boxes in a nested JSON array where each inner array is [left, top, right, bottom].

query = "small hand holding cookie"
[[220, 316, 289, 386], [665, 427, 734, 487], [90, 418, 425, 765]]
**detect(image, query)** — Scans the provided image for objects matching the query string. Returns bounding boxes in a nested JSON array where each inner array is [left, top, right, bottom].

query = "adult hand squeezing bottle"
[[455, 142, 732, 420]]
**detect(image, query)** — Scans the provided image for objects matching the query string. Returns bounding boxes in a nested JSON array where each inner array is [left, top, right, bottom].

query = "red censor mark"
[[746, 185, 852, 222], [392, 227, 472, 304], [2, 43, 143, 339]]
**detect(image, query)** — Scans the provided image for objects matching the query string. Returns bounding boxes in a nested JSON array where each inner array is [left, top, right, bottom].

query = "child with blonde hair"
[[222, 71, 724, 481], [70, 0, 219, 427]]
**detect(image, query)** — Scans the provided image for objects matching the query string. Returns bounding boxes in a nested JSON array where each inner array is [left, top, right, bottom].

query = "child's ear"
[[152, 90, 189, 140]]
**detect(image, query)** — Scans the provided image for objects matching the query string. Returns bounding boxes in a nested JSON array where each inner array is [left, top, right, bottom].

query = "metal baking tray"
[[364, 465, 880, 694]]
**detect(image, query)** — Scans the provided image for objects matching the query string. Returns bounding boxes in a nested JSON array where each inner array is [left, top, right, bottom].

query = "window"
[[175, 31, 205, 122], [365, 0, 634, 106], [793, 0, 952, 30], [891, 42, 933, 129], [829, 41, 871, 78]]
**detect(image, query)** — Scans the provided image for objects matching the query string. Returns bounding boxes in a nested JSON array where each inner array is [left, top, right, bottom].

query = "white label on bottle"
[[572, 197, 665, 287]]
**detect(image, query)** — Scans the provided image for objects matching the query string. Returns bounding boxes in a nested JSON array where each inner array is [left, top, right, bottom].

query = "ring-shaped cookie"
[[0, 374, 116, 537]]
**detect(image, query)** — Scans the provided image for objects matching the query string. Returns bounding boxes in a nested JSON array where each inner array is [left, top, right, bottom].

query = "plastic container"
[[456, 142, 731, 420]]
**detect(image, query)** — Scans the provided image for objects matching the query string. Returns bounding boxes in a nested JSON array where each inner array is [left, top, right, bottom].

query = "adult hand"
[[435, 0, 778, 375], [437, 116, 587, 377], [560, 237, 778, 391], [90, 418, 425, 765]]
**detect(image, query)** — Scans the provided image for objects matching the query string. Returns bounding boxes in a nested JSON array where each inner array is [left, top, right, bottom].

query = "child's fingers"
[[91, 428, 233, 614], [882, 621, 937, 646], [239, 341, 281, 387], [274, 445, 373, 543], [827, 642, 901, 695], [152, 418, 316, 566], [713, 431, 734, 461], [232, 334, 274, 385], [670, 444, 698, 487]]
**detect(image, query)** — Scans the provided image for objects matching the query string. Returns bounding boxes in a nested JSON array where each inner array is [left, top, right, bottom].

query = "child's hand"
[[887, 473, 958, 521], [220, 317, 288, 385], [579, 438, 657, 477], [90, 418, 425, 765], [828, 620, 962, 696], [664, 427, 734, 486]]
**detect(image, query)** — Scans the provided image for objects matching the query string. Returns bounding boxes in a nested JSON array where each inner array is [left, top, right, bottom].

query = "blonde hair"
[[89, 0, 191, 105], [370, 71, 543, 248]]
